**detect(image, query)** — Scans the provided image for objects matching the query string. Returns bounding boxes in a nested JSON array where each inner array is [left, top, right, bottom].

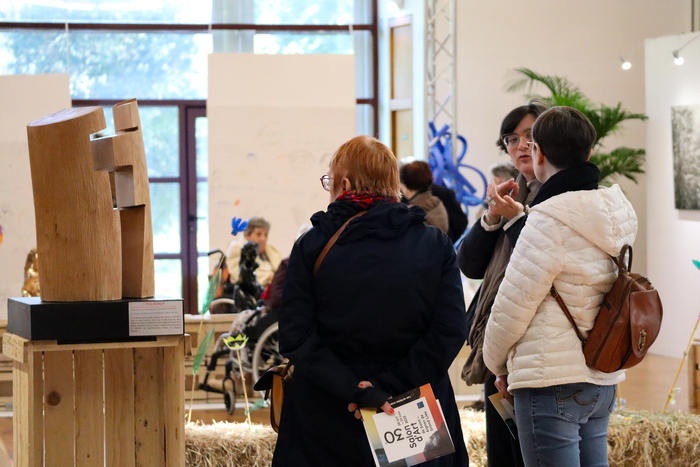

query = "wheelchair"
[[197, 307, 284, 415], [207, 249, 261, 315]]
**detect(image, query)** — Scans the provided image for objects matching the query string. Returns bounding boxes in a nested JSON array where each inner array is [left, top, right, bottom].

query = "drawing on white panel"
[[671, 105, 700, 210]]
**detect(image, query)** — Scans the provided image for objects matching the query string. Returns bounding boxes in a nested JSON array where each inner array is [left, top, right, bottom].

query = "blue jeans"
[[513, 383, 616, 467]]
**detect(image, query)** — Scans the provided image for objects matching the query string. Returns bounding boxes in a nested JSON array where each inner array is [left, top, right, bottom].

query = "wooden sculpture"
[[92, 99, 155, 298], [26, 99, 155, 301], [27, 107, 122, 301]]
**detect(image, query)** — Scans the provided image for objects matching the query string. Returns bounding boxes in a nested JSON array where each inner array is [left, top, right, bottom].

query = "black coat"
[[431, 184, 468, 243], [273, 200, 469, 467]]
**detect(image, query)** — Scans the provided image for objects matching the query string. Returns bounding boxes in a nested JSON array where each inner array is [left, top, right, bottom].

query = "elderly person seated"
[[399, 160, 449, 234], [225, 216, 282, 287]]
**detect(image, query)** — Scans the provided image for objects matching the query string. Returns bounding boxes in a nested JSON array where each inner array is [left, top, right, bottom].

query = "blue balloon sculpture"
[[428, 122, 487, 217], [231, 217, 248, 236]]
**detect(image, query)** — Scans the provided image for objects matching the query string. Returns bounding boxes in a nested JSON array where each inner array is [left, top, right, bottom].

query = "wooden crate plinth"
[[3, 332, 187, 467], [184, 314, 234, 406], [689, 341, 700, 408]]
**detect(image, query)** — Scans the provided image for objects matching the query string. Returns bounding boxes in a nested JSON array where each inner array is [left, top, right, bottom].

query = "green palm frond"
[[587, 103, 647, 146], [505, 68, 590, 105], [506, 68, 648, 185], [591, 147, 646, 186]]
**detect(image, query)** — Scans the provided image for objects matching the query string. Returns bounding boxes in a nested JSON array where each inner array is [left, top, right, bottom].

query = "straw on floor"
[[185, 409, 700, 467]]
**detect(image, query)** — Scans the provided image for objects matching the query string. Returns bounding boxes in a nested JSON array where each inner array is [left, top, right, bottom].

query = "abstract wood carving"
[[26, 107, 122, 301], [92, 99, 155, 298], [26, 99, 155, 301]]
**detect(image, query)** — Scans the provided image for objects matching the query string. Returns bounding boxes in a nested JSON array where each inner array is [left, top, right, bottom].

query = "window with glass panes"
[[0, 0, 378, 314]]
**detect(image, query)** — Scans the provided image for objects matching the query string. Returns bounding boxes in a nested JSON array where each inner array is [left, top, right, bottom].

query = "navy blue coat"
[[272, 200, 469, 467]]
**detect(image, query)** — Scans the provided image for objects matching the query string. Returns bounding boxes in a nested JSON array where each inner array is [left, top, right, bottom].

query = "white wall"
[[455, 0, 691, 276], [645, 32, 700, 358], [0, 74, 71, 320], [380, 0, 690, 275], [208, 54, 356, 259]]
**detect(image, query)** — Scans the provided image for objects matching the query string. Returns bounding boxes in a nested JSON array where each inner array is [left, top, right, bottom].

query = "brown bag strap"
[[313, 210, 367, 274], [553, 244, 633, 344], [550, 286, 587, 344], [611, 244, 632, 273]]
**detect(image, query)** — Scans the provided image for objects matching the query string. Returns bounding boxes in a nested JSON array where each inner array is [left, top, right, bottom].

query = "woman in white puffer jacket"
[[483, 107, 637, 467]]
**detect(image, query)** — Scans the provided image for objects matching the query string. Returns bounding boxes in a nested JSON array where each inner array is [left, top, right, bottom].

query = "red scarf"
[[335, 191, 396, 209]]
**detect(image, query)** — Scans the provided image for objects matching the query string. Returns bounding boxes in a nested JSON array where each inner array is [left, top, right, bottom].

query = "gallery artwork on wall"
[[671, 104, 700, 210]]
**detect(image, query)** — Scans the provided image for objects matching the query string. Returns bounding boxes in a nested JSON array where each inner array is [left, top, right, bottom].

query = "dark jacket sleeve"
[[370, 239, 468, 395], [265, 258, 289, 313], [457, 218, 501, 279], [505, 216, 527, 246], [278, 236, 390, 407], [432, 184, 468, 242]]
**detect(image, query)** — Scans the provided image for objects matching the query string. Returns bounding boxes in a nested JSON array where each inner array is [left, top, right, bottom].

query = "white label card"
[[128, 301, 183, 336]]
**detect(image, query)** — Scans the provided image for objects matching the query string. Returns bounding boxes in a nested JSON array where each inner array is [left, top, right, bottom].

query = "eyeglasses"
[[320, 175, 333, 191], [502, 130, 533, 149]]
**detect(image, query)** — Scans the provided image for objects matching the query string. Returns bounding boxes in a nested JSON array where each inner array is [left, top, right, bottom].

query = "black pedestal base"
[[8, 296, 184, 343]]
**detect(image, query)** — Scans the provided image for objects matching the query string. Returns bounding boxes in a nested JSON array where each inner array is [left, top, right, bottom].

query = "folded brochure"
[[487, 392, 517, 439], [361, 384, 455, 467]]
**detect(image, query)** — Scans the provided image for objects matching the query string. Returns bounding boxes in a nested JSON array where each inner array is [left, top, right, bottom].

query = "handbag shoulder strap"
[[550, 286, 587, 344], [313, 210, 367, 275], [610, 244, 632, 273]]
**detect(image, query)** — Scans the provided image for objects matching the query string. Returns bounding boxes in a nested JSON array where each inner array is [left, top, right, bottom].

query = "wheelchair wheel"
[[210, 297, 236, 314], [251, 323, 284, 397], [223, 378, 237, 415]]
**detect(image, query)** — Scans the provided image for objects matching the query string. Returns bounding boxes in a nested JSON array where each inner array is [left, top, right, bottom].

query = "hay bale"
[[186, 422, 277, 467], [459, 408, 487, 467], [184, 409, 700, 467], [608, 410, 700, 467]]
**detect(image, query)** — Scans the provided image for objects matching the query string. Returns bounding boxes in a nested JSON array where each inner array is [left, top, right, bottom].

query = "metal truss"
[[424, 0, 457, 161]]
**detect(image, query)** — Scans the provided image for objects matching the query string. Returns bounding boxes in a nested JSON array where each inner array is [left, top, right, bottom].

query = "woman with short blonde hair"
[[273, 135, 469, 467], [328, 135, 402, 201]]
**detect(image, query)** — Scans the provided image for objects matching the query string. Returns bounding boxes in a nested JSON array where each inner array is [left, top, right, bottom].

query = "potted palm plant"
[[506, 68, 647, 186]]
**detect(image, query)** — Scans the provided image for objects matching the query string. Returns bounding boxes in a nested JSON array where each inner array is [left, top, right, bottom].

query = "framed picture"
[[671, 104, 700, 210]]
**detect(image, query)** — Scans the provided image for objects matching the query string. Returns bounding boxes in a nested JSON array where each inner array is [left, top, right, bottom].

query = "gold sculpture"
[[21, 248, 40, 297]]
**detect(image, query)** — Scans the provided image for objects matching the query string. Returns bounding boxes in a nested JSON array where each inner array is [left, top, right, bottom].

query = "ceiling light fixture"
[[673, 50, 685, 65], [620, 57, 632, 70], [671, 32, 700, 66]]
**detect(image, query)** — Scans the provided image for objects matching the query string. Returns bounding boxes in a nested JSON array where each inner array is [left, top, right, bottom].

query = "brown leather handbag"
[[552, 245, 663, 373], [253, 362, 293, 432], [253, 211, 366, 432]]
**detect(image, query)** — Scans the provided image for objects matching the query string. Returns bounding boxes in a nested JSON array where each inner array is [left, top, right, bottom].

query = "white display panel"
[[0, 74, 71, 320], [208, 54, 356, 259], [645, 32, 700, 358]]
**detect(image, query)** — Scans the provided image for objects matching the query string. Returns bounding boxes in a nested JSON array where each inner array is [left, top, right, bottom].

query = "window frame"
[[2, 2, 379, 314]]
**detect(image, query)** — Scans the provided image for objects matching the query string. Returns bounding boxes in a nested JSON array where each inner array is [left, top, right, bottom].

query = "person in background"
[[273, 135, 469, 467], [484, 107, 637, 467], [458, 99, 549, 467], [225, 216, 282, 287], [490, 161, 520, 186], [431, 183, 468, 243], [251, 223, 312, 342], [400, 160, 450, 234]]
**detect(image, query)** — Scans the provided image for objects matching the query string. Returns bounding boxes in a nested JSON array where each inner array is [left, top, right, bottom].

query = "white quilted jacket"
[[483, 184, 638, 390]]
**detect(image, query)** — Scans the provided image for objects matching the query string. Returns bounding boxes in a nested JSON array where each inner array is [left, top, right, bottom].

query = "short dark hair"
[[497, 98, 550, 151], [400, 161, 434, 192], [532, 106, 597, 169]]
